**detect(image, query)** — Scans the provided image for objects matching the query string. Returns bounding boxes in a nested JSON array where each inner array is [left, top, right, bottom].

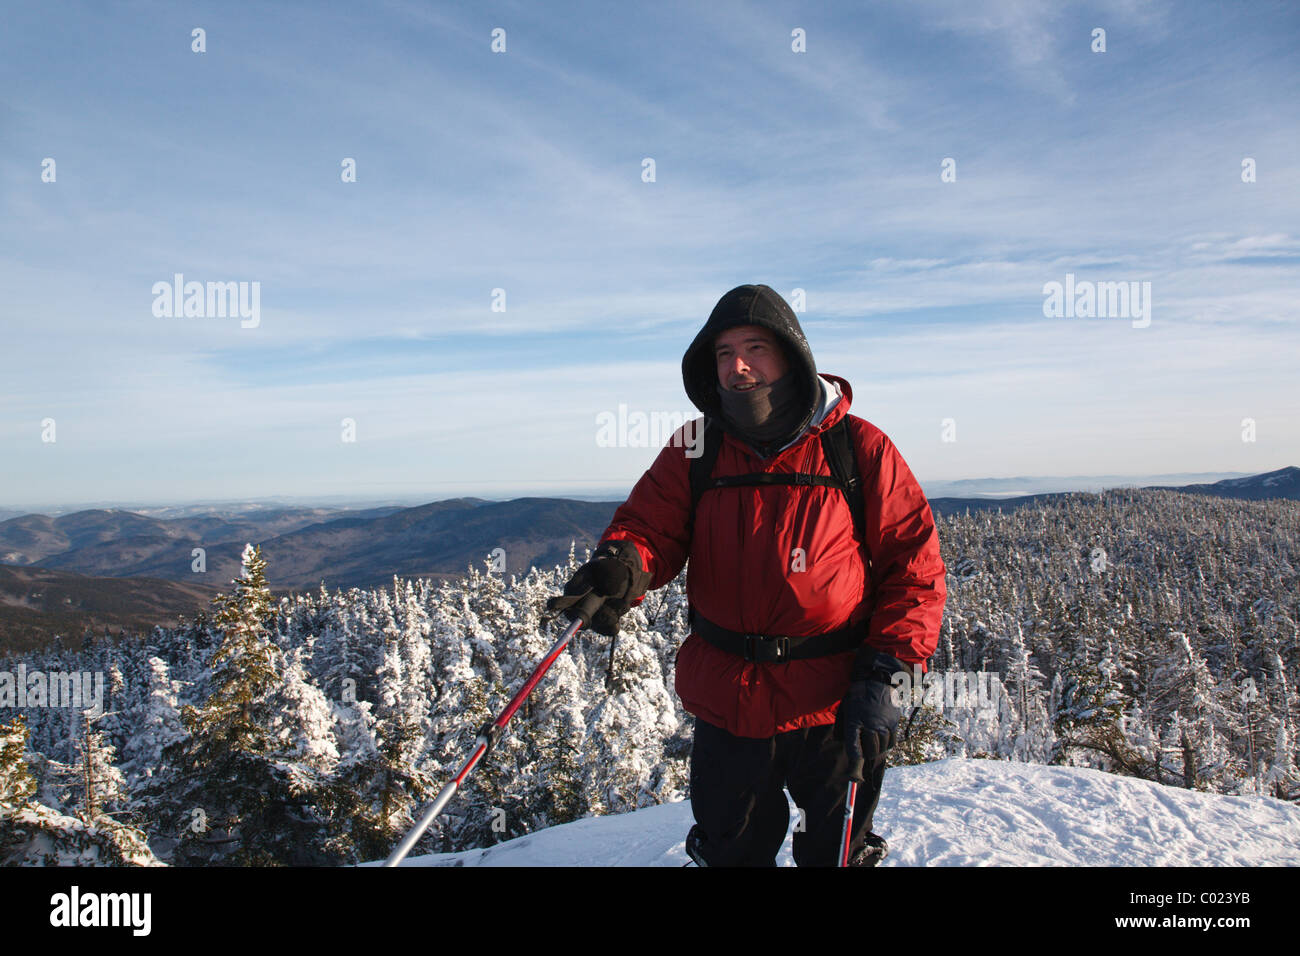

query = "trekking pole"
[[383, 591, 605, 867], [838, 779, 859, 867]]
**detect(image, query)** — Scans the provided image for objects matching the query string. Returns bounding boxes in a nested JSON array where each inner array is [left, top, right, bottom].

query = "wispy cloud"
[[0, 0, 1296, 507]]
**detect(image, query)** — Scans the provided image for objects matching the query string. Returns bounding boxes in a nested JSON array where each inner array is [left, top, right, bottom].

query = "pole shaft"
[[491, 623, 581, 731], [838, 780, 859, 867]]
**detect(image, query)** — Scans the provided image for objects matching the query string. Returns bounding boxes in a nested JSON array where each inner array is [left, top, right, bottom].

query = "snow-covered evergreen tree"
[[159, 544, 335, 864], [1048, 652, 1131, 772], [0, 716, 36, 813], [1, 715, 160, 866], [120, 656, 187, 789], [69, 711, 127, 823]]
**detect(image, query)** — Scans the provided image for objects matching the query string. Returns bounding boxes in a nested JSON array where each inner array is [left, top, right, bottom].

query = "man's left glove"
[[833, 650, 907, 782], [545, 539, 652, 637]]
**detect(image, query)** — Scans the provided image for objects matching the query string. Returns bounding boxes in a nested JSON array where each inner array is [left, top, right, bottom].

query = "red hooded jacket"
[[599, 373, 947, 738]]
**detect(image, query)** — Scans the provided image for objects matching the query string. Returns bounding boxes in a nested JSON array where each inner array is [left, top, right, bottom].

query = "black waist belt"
[[688, 606, 864, 663]]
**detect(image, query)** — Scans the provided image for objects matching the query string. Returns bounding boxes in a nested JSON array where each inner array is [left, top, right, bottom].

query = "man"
[[551, 284, 946, 866]]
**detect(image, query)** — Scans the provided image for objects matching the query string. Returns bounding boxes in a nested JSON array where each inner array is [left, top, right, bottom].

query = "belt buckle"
[[742, 634, 790, 662]]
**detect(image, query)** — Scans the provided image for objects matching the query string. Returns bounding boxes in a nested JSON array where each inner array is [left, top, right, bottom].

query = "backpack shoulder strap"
[[820, 418, 865, 544], [821, 418, 875, 632], [689, 417, 724, 523]]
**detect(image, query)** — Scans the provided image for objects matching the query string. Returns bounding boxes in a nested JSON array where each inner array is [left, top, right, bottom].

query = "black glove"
[[546, 539, 651, 636], [833, 650, 907, 782]]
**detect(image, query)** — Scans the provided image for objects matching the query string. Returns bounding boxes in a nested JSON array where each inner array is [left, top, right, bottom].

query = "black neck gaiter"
[[716, 373, 806, 448]]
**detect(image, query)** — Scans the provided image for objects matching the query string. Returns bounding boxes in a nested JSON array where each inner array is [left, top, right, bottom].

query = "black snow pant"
[[687, 716, 887, 867]]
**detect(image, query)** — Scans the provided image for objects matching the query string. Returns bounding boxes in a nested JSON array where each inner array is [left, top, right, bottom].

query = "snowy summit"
[[382, 758, 1300, 867]]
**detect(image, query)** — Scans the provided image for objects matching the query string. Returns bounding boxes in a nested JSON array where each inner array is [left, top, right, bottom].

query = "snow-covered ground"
[[381, 758, 1300, 866]]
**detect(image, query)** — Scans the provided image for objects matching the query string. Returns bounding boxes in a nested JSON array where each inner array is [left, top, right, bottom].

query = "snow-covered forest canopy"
[[1, 487, 1297, 865]]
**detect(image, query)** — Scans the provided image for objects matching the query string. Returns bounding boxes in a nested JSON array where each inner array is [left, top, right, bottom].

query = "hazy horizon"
[[4, 466, 1290, 517]]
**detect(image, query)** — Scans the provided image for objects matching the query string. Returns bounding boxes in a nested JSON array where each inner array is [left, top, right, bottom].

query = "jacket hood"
[[807, 374, 844, 433], [681, 284, 821, 451]]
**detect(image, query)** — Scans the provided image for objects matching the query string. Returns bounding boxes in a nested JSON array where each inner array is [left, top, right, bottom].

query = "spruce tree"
[[70, 711, 127, 824], [160, 544, 331, 865], [1048, 654, 1136, 772], [888, 704, 963, 766], [1, 714, 158, 866], [0, 716, 36, 813], [319, 698, 390, 863], [120, 656, 187, 789]]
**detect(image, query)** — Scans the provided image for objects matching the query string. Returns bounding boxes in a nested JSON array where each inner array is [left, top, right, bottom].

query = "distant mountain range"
[[1147, 468, 1300, 499], [926, 466, 1300, 517], [0, 497, 616, 591], [0, 467, 1295, 651]]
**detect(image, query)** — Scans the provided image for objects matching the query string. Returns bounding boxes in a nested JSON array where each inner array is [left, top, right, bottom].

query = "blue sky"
[[2, 0, 1297, 509]]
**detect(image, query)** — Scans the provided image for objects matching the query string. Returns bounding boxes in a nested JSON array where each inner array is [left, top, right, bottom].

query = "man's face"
[[714, 325, 789, 392]]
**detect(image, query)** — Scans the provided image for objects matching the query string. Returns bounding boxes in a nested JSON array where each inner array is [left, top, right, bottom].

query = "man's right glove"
[[545, 539, 651, 637], [833, 650, 907, 782]]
